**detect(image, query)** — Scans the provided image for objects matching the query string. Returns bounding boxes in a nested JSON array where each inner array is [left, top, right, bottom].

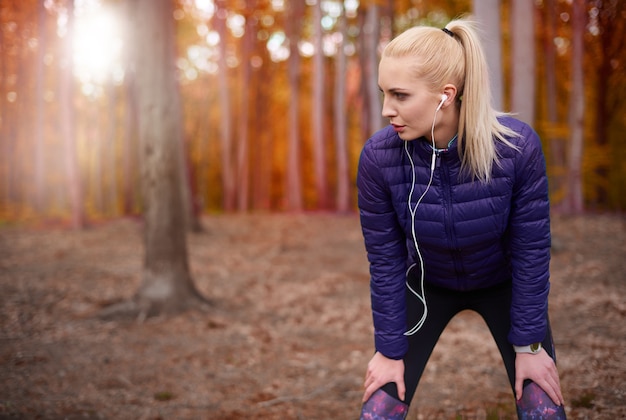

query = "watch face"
[[530, 343, 541, 353]]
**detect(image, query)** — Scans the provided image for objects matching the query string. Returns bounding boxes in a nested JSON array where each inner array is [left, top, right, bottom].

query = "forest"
[[1, 0, 625, 419], [0, 0, 624, 222]]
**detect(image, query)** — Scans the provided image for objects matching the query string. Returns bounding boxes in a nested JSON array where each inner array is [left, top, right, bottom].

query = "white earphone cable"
[[403, 102, 441, 336]]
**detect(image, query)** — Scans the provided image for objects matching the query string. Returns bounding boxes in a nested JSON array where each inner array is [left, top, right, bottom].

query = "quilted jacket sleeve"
[[507, 123, 551, 346], [357, 139, 409, 359]]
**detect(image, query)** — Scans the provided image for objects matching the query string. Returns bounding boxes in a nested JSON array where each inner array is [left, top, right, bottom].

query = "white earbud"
[[436, 94, 448, 111]]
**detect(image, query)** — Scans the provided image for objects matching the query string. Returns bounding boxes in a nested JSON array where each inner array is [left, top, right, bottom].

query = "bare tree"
[[566, 0, 586, 214], [0, 3, 7, 209], [335, 1, 350, 212], [121, 1, 139, 216], [589, 0, 626, 208], [285, 0, 304, 211], [542, 0, 567, 209], [90, 103, 104, 214], [59, 0, 85, 228], [251, 57, 273, 211], [363, 2, 382, 133], [472, 0, 504, 110], [510, 0, 535, 124], [101, 0, 207, 318], [34, 0, 47, 214], [312, 0, 329, 209], [237, 1, 255, 212], [105, 81, 118, 216], [216, 0, 235, 211]]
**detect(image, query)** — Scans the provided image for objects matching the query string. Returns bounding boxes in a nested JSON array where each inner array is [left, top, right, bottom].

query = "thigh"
[[469, 281, 517, 389], [470, 282, 558, 391], [382, 276, 463, 404]]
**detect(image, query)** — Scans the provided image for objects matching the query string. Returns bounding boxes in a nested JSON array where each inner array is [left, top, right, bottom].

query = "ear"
[[441, 84, 458, 107]]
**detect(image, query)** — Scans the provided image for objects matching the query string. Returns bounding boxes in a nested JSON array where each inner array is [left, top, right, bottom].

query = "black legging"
[[380, 267, 556, 405]]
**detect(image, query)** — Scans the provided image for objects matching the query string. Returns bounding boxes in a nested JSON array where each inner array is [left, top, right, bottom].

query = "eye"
[[394, 92, 408, 100]]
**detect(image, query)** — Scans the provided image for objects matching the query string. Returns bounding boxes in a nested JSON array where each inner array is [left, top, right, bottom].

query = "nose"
[[381, 97, 397, 119]]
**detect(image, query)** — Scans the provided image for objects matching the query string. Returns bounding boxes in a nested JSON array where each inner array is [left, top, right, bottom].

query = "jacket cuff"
[[375, 335, 408, 360]]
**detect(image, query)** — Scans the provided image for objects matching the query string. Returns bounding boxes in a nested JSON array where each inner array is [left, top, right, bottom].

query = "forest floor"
[[0, 213, 625, 419]]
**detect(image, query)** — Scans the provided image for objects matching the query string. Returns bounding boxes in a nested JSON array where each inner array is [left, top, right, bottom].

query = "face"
[[378, 56, 440, 141]]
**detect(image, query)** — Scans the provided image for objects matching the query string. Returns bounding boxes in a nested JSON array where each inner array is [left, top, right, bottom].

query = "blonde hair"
[[382, 19, 518, 181]]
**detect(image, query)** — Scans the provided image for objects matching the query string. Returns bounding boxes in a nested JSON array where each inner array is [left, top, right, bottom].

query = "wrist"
[[376, 350, 404, 361], [513, 342, 542, 354]]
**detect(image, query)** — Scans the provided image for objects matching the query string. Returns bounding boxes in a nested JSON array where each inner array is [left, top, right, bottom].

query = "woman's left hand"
[[514, 349, 564, 406]]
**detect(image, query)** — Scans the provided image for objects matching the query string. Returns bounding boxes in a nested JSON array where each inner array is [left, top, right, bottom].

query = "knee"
[[516, 382, 567, 419]]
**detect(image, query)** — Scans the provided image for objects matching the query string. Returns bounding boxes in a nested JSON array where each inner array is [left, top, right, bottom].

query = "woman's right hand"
[[362, 351, 406, 403]]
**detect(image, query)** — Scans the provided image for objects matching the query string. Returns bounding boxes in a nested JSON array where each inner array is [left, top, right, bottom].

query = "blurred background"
[[1, 2, 625, 418], [0, 0, 624, 225]]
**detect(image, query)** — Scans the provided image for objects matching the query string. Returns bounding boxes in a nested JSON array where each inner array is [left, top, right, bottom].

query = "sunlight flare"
[[73, 2, 124, 90]]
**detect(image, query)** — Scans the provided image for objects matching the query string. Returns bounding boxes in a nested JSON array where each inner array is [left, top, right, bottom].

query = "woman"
[[357, 19, 566, 419]]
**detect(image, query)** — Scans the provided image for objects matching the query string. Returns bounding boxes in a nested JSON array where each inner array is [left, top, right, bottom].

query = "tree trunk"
[[237, 2, 255, 212], [335, 2, 350, 213], [285, 0, 304, 211], [60, 0, 85, 228], [128, 0, 206, 318], [472, 0, 504, 110], [364, 3, 382, 133], [542, 0, 566, 211], [0, 4, 6, 210], [34, 0, 46, 214], [122, 1, 139, 216], [252, 62, 272, 211], [197, 72, 213, 213], [357, 12, 371, 139], [104, 81, 117, 216], [566, 0, 585, 214], [92, 102, 104, 214], [216, 0, 235, 211], [312, 0, 328, 209], [592, 0, 625, 208], [510, 0, 535, 125]]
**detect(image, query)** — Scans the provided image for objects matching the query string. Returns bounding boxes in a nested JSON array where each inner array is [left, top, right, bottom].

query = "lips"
[[391, 124, 405, 133]]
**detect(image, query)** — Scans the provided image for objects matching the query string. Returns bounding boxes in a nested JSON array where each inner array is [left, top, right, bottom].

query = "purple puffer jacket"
[[357, 116, 551, 360]]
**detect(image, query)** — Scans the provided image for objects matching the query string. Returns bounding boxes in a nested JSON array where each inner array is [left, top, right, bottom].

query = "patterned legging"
[[360, 270, 566, 419]]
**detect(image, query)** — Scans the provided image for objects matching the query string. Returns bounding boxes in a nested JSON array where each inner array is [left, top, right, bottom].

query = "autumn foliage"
[[0, 0, 624, 225]]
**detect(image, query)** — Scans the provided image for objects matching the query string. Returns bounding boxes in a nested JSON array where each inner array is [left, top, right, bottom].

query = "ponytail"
[[445, 19, 518, 181]]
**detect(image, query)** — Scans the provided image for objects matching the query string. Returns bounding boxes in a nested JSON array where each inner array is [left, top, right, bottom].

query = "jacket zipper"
[[437, 152, 465, 289]]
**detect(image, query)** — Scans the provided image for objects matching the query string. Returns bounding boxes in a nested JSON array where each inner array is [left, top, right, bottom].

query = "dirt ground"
[[0, 213, 624, 419]]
